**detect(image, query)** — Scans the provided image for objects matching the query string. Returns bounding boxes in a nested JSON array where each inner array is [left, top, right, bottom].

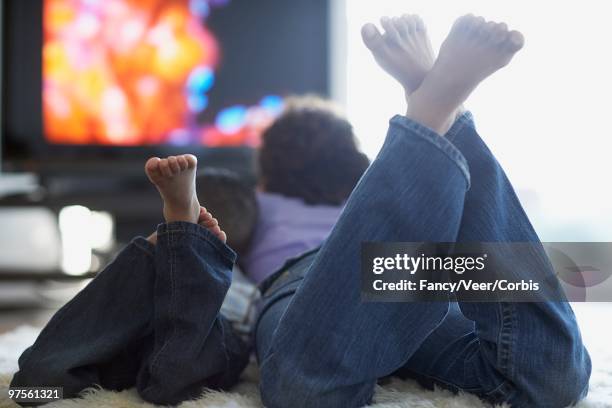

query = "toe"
[[177, 155, 188, 170], [453, 13, 476, 32], [168, 156, 181, 173], [456, 14, 485, 36], [413, 15, 426, 32], [381, 16, 401, 45], [491, 22, 509, 43], [183, 154, 197, 169], [203, 216, 217, 227], [470, 16, 487, 36], [159, 159, 172, 177], [218, 230, 227, 243], [497, 22, 508, 32], [211, 225, 222, 237], [145, 157, 161, 178], [484, 21, 497, 37], [361, 23, 385, 51], [198, 208, 210, 223], [400, 14, 416, 35], [506, 30, 525, 52], [392, 16, 409, 40]]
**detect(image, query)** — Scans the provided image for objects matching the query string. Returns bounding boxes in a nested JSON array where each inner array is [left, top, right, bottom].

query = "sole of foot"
[[407, 14, 524, 135], [361, 14, 434, 95], [145, 154, 200, 224]]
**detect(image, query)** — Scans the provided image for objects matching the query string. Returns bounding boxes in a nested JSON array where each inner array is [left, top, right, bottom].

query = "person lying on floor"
[[10, 100, 370, 405], [255, 13, 591, 408], [243, 95, 370, 284], [11, 169, 256, 405]]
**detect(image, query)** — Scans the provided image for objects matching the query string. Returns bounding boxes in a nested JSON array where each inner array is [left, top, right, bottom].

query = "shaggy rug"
[[1, 304, 611, 407]]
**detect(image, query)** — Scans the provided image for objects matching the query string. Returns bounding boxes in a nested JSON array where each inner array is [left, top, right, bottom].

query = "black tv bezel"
[[0, 0, 330, 174], [0, 0, 218, 170]]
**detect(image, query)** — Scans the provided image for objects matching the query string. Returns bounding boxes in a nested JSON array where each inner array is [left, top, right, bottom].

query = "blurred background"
[[0, 0, 610, 332]]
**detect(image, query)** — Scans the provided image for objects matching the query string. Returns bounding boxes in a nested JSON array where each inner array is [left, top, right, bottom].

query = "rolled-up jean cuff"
[[389, 114, 471, 189], [445, 111, 475, 142], [156, 221, 237, 263], [131, 236, 156, 258]]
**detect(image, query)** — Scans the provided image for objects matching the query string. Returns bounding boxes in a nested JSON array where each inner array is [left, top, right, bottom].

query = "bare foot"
[[145, 154, 200, 224], [197, 206, 227, 243], [407, 15, 524, 135], [145, 207, 226, 245], [361, 14, 434, 95]]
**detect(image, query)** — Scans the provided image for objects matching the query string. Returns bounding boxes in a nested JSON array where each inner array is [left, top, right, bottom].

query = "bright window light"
[[89, 211, 114, 251], [59, 205, 93, 275], [58, 205, 115, 275], [341, 0, 612, 240]]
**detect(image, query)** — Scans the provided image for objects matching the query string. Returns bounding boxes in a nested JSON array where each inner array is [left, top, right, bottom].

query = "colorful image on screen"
[[43, 0, 283, 146]]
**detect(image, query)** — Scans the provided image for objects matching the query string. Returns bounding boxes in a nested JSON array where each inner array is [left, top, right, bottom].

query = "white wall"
[[334, 0, 612, 241]]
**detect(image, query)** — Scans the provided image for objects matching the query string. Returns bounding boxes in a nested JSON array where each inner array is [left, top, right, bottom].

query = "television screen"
[[2, 0, 329, 160]]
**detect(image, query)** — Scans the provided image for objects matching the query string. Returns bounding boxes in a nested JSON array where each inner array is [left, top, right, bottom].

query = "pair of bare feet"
[[361, 13, 524, 135], [144, 14, 524, 243]]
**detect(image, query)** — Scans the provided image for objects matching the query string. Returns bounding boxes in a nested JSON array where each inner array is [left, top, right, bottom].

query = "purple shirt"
[[242, 192, 343, 284]]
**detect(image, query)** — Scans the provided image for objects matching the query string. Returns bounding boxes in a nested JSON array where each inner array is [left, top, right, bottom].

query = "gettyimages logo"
[[372, 253, 487, 275], [361, 242, 612, 302]]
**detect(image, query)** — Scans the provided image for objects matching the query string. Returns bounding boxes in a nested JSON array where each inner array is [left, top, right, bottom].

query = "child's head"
[[196, 168, 258, 255], [258, 95, 370, 206]]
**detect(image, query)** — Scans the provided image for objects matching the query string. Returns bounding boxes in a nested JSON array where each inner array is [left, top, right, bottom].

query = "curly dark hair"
[[258, 96, 370, 206], [196, 168, 258, 255]]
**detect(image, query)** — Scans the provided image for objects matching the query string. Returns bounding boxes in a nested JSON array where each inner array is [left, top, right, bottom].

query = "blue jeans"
[[11, 222, 249, 405], [257, 113, 591, 408]]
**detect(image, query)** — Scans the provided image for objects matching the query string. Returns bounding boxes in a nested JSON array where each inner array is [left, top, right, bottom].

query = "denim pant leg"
[[259, 116, 471, 408], [11, 237, 158, 402], [134, 222, 249, 405], [12, 222, 250, 406], [415, 113, 590, 407]]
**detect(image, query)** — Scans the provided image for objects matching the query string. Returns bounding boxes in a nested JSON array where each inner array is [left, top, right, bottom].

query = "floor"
[[0, 303, 611, 407]]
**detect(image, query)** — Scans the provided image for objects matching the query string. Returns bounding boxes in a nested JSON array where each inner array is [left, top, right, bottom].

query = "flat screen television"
[[1, 0, 330, 176]]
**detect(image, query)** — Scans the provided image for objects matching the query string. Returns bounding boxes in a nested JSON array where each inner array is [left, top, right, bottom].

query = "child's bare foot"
[[197, 207, 227, 243], [145, 207, 225, 245], [407, 15, 524, 135], [145, 154, 200, 224], [361, 14, 434, 95]]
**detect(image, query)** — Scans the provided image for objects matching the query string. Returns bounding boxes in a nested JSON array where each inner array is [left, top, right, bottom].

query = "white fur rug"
[[1, 304, 611, 407]]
